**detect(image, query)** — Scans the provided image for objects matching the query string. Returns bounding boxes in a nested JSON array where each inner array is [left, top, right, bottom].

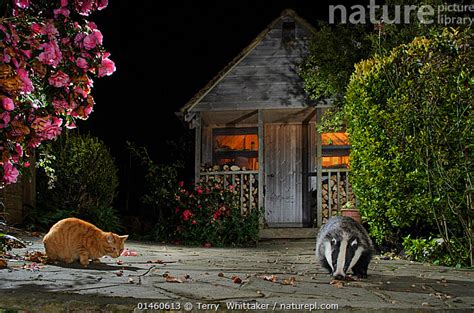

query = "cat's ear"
[[119, 235, 129, 242], [106, 233, 114, 243]]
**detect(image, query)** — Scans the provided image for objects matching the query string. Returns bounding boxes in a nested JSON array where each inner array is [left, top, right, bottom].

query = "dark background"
[[77, 0, 365, 212]]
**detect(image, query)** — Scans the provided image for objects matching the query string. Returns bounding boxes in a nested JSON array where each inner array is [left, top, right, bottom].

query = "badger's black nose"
[[334, 274, 344, 280]]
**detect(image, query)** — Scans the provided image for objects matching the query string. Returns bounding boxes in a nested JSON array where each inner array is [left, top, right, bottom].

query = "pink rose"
[[49, 71, 70, 87], [13, 0, 29, 9], [53, 7, 70, 16], [98, 57, 115, 77], [18, 69, 34, 93], [83, 30, 103, 50], [52, 98, 69, 110], [31, 23, 41, 34], [76, 57, 88, 69], [32, 116, 63, 140], [74, 33, 86, 48], [2, 97, 14, 111], [98, 0, 108, 10], [40, 22, 59, 37], [0, 112, 10, 128], [38, 41, 62, 67], [2, 161, 19, 184], [41, 117, 63, 140], [75, 0, 94, 15]]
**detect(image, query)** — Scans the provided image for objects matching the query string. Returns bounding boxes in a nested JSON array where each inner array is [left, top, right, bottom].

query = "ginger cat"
[[43, 217, 128, 267]]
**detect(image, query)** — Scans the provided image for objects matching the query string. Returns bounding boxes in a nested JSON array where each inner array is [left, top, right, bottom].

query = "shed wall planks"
[[264, 124, 303, 226]]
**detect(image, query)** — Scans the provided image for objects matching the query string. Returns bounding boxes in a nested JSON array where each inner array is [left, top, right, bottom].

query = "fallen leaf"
[[0, 259, 7, 268], [232, 275, 242, 284], [120, 249, 138, 257], [263, 275, 278, 282], [330, 279, 344, 288], [22, 262, 43, 271], [116, 260, 124, 265], [282, 276, 296, 286], [115, 270, 124, 277], [165, 276, 183, 283], [24, 251, 47, 264], [218, 272, 224, 277]]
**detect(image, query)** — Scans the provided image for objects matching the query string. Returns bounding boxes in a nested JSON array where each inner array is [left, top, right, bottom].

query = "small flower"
[[2, 161, 19, 184], [76, 57, 88, 69], [196, 188, 203, 195], [2, 97, 15, 111], [97, 56, 115, 77], [182, 209, 193, 221], [192, 220, 197, 225], [178, 181, 184, 187], [83, 29, 103, 50], [49, 71, 70, 88]]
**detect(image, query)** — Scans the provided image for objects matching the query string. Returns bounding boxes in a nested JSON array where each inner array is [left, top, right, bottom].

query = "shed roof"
[[181, 9, 321, 115]]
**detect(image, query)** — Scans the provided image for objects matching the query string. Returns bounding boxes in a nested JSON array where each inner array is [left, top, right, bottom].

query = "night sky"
[[76, 0, 363, 210]]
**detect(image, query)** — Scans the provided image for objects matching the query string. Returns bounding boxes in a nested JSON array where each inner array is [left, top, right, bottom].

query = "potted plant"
[[341, 201, 361, 223]]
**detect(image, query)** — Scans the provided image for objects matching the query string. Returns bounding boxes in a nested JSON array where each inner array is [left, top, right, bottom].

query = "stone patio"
[[0, 236, 473, 312]]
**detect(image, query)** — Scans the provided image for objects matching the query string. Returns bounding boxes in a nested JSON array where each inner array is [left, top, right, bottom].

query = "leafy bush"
[[345, 28, 472, 265], [403, 235, 468, 268], [33, 132, 120, 232], [169, 179, 260, 247], [127, 142, 181, 230]]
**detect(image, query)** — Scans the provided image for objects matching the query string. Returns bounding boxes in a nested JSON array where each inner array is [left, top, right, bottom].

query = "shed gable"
[[184, 10, 316, 113]]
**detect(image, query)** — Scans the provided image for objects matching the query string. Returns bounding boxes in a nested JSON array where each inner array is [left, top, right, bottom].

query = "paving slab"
[[0, 236, 473, 312]]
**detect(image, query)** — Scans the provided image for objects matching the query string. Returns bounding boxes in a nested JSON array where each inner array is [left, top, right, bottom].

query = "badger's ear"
[[351, 239, 358, 247]]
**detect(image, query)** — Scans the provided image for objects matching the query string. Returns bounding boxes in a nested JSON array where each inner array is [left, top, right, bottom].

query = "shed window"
[[282, 21, 296, 44], [213, 128, 258, 170], [321, 132, 350, 168]]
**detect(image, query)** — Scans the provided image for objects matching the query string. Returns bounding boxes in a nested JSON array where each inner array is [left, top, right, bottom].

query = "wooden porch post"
[[316, 108, 323, 227], [194, 112, 201, 184], [258, 110, 264, 224]]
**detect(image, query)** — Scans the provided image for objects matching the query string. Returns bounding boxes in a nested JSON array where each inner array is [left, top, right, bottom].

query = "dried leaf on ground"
[[330, 279, 344, 288], [22, 262, 43, 271], [120, 249, 138, 257], [218, 272, 224, 277], [263, 274, 278, 282], [25, 251, 48, 264], [0, 259, 7, 268], [116, 260, 124, 265], [165, 276, 183, 283], [115, 270, 124, 277], [231, 275, 242, 284], [282, 276, 296, 286]]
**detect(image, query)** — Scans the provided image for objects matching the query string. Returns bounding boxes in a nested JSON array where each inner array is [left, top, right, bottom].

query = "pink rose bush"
[[0, 0, 116, 186], [171, 179, 260, 246]]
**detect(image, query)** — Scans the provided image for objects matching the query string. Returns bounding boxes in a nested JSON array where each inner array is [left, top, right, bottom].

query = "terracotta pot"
[[341, 208, 362, 224]]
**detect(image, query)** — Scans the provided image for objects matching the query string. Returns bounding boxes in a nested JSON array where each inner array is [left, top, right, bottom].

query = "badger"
[[315, 216, 374, 280]]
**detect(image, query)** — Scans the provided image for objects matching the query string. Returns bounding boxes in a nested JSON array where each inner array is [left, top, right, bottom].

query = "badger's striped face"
[[324, 234, 364, 279]]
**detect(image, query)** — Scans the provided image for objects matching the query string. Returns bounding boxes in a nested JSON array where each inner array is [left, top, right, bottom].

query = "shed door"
[[264, 124, 303, 227]]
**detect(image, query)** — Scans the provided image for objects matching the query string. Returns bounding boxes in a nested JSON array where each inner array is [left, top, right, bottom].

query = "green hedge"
[[345, 29, 472, 265], [33, 132, 120, 232]]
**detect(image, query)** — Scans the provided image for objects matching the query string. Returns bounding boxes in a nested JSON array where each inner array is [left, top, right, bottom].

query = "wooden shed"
[[180, 9, 354, 235]]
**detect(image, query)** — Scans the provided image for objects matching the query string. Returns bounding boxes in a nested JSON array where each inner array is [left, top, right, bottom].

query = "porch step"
[[259, 228, 319, 240]]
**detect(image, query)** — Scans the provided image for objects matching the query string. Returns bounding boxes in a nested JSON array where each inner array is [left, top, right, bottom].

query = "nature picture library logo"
[[328, 0, 474, 26]]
